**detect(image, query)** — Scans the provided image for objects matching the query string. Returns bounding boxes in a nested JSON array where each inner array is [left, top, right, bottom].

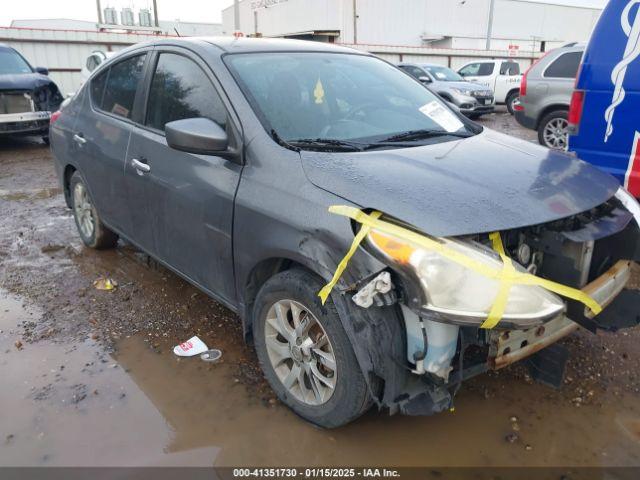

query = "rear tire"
[[70, 172, 118, 249], [252, 268, 371, 428], [506, 91, 519, 115], [537, 110, 569, 150]]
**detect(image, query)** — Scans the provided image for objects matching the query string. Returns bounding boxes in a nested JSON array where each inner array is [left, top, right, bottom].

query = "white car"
[[80, 51, 117, 85], [458, 59, 522, 114]]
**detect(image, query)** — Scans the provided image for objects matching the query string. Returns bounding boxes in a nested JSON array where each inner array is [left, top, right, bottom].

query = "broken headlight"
[[367, 229, 565, 328]]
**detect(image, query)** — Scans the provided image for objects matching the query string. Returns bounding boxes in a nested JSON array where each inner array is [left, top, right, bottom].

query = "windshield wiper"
[[287, 138, 366, 152], [380, 129, 474, 143]]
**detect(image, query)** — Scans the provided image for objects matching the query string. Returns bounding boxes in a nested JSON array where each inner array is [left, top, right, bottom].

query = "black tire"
[[537, 110, 569, 150], [467, 113, 482, 120], [41, 135, 50, 146], [506, 91, 519, 115], [252, 268, 371, 428], [69, 171, 118, 249]]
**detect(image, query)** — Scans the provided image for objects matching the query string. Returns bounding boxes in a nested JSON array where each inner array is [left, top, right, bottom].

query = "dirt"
[[1, 113, 640, 467]]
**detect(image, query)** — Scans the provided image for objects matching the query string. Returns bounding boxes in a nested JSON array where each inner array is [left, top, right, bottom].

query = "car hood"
[[300, 129, 620, 237], [0, 72, 55, 91], [435, 81, 491, 92]]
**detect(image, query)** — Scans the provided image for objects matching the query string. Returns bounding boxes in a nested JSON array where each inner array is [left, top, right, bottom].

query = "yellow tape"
[[318, 211, 382, 304], [319, 206, 602, 328]]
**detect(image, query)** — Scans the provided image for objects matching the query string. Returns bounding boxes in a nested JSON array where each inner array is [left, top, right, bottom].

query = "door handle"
[[131, 158, 151, 174], [73, 133, 87, 145]]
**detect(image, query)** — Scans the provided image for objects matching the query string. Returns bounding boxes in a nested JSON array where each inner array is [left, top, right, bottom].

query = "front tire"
[[252, 268, 371, 428], [537, 110, 569, 150], [70, 172, 118, 249]]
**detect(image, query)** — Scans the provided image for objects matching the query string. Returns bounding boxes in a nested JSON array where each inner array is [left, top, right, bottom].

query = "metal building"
[[223, 0, 602, 52]]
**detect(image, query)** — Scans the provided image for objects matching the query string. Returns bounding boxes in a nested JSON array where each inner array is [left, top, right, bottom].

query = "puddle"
[[0, 289, 214, 467], [0, 187, 62, 201]]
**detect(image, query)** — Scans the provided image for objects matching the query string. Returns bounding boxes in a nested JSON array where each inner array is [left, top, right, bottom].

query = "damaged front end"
[[0, 82, 63, 137], [344, 189, 640, 416]]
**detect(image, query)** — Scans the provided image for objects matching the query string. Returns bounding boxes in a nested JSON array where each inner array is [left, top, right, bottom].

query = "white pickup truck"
[[457, 59, 522, 114]]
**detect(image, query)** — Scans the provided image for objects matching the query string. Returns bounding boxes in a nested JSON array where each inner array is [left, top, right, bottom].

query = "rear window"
[[543, 51, 582, 79], [500, 61, 520, 75], [91, 54, 146, 119]]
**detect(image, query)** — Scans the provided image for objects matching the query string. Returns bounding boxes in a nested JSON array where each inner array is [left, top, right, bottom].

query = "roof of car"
[[149, 36, 367, 55]]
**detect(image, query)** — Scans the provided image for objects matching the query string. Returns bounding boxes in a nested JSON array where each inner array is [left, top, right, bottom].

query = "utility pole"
[[96, 0, 103, 24], [152, 0, 160, 27], [352, 0, 358, 44], [485, 0, 495, 50], [234, 0, 241, 31]]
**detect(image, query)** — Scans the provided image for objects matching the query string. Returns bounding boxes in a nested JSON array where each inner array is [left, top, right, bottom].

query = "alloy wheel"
[[73, 182, 95, 239], [264, 299, 337, 406], [542, 117, 569, 150]]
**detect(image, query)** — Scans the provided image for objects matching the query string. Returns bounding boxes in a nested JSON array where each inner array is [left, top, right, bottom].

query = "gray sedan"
[[398, 63, 495, 118], [50, 37, 640, 428]]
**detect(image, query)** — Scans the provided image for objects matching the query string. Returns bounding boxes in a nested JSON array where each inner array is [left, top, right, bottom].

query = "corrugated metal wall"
[[0, 27, 174, 94], [224, 0, 601, 51]]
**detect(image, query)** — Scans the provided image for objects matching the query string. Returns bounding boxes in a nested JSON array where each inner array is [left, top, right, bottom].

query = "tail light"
[[568, 90, 585, 133], [50, 110, 62, 125], [568, 62, 585, 133], [520, 68, 529, 97]]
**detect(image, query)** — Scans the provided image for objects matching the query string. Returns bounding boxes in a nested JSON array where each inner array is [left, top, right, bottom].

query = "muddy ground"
[[1, 109, 640, 467]]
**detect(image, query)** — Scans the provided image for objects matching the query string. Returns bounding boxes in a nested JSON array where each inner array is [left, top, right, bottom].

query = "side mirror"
[[35, 67, 49, 75], [418, 75, 432, 83], [166, 118, 229, 156]]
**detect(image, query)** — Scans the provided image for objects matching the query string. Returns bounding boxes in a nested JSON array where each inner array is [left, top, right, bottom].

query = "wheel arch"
[[63, 164, 77, 208], [535, 104, 569, 130], [240, 255, 329, 342]]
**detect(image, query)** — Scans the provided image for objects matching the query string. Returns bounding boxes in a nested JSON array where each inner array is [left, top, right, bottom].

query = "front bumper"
[[489, 260, 634, 369], [455, 93, 495, 116], [0, 111, 51, 136]]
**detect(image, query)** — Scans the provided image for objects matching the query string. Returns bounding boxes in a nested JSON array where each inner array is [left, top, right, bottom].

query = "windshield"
[[0, 48, 33, 75], [226, 52, 472, 146], [423, 65, 463, 82]]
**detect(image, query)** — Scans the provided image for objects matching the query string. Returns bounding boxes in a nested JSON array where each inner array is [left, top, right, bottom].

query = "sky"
[[0, 0, 235, 26], [0, 0, 609, 27]]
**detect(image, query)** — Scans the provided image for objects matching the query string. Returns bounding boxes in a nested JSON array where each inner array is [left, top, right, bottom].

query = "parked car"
[[569, 0, 640, 197], [50, 37, 640, 428], [398, 63, 494, 118], [457, 59, 522, 114], [80, 51, 117, 86], [514, 43, 584, 150], [0, 43, 63, 144]]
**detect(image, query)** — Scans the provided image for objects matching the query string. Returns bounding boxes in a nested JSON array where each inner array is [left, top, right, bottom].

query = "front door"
[[125, 49, 242, 304]]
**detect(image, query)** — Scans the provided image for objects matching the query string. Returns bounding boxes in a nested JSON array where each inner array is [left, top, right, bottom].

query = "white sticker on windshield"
[[419, 101, 464, 133], [435, 72, 447, 79]]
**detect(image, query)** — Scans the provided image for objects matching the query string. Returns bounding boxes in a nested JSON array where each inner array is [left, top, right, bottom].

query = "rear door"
[[72, 51, 150, 235], [540, 51, 582, 105], [496, 60, 521, 101], [125, 47, 242, 304]]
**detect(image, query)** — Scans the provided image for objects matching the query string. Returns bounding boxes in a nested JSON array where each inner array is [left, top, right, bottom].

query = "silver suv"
[[515, 43, 584, 150], [398, 63, 494, 119]]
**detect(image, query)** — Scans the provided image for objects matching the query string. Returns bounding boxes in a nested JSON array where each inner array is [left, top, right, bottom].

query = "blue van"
[[568, 0, 640, 197]]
